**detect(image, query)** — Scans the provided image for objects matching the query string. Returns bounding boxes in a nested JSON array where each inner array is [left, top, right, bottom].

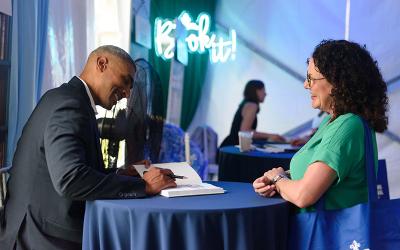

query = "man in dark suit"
[[0, 45, 176, 249]]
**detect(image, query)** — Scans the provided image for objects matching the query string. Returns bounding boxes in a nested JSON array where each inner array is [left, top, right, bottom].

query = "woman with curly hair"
[[253, 40, 388, 211]]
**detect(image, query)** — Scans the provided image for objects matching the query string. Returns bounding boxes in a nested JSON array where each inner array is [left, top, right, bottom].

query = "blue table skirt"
[[83, 182, 290, 250], [218, 146, 295, 183]]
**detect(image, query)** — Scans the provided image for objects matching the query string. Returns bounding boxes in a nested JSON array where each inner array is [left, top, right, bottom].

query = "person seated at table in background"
[[290, 111, 327, 146], [219, 80, 285, 148], [253, 40, 388, 211], [0, 45, 176, 250]]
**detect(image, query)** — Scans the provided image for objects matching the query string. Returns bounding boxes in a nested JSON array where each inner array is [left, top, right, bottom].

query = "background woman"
[[253, 40, 388, 211], [220, 80, 285, 148]]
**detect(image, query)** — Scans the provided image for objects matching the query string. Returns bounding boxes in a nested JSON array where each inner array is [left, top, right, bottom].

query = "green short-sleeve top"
[[290, 113, 377, 211]]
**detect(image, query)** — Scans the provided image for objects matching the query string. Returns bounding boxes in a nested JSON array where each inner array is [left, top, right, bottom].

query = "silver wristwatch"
[[271, 173, 288, 184]]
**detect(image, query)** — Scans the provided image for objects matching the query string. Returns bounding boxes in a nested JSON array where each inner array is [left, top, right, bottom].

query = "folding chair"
[[191, 126, 219, 180]]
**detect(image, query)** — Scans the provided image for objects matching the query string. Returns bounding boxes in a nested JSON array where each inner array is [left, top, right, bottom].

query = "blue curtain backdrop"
[[149, 0, 216, 130], [6, 0, 49, 165]]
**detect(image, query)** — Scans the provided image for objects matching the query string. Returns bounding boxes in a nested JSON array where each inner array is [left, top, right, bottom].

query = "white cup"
[[238, 131, 253, 152]]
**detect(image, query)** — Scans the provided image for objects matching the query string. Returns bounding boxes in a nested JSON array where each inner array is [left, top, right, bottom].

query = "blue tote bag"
[[289, 119, 400, 250]]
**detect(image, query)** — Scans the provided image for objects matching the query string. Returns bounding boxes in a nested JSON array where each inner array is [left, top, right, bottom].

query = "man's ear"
[[97, 56, 108, 72]]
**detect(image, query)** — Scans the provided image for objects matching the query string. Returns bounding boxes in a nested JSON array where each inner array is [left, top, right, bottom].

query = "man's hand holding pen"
[[143, 167, 177, 195], [116, 160, 152, 177], [121, 161, 184, 195]]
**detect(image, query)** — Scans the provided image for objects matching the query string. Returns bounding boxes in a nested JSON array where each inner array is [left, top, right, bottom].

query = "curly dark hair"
[[243, 80, 265, 103], [312, 40, 388, 132]]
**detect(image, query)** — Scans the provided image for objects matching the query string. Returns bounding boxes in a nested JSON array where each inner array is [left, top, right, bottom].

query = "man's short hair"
[[91, 45, 136, 70]]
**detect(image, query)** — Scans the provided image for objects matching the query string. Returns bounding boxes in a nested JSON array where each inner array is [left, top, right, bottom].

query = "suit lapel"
[[91, 114, 105, 170], [68, 77, 105, 170]]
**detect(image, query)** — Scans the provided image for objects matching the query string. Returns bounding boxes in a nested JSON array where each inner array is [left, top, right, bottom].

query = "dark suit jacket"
[[0, 77, 146, 249]]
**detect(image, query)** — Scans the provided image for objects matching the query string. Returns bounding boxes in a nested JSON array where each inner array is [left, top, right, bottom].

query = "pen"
[[143, 170, 187, 179], [167, 174, 187, 179]]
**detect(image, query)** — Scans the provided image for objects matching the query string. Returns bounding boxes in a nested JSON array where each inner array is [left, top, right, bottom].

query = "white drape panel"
[[41, 0, 89, 93], [93, 0, 131, 52]]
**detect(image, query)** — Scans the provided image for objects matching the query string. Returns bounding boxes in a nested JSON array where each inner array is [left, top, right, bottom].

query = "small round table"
[[83, 181, 290, 250], [218, 146, 295, 183]]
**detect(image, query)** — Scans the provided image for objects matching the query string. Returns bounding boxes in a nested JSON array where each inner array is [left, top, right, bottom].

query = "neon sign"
[[155, 11, 236, 64]]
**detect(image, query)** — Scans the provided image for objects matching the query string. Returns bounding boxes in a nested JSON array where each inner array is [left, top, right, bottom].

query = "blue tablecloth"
[[83, 181, 290, 250], [218, 146, 295, 183]]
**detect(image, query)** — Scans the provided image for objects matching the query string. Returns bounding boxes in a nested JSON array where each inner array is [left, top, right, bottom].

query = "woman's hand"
[[264, 167, 286, 181], [268, 134, 286, 143], [290, 138, 307, 146], [253, 175, 276, 197]]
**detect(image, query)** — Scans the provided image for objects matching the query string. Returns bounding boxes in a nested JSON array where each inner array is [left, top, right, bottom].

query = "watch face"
[[273, 174, 286, 184], [272, 175, 280, 184]]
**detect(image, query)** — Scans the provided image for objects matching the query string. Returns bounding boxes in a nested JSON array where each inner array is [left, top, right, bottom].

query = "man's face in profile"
[[97, 55, 135, 110]]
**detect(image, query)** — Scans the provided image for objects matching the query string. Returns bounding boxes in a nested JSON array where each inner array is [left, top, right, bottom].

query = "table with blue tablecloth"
[[83, 181, 290, 250], [218, 146, 295, 183]]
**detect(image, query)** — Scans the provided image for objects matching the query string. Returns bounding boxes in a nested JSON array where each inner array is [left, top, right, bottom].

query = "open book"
[[133, 162, 225, 197], [253, 143, 300, 153]]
